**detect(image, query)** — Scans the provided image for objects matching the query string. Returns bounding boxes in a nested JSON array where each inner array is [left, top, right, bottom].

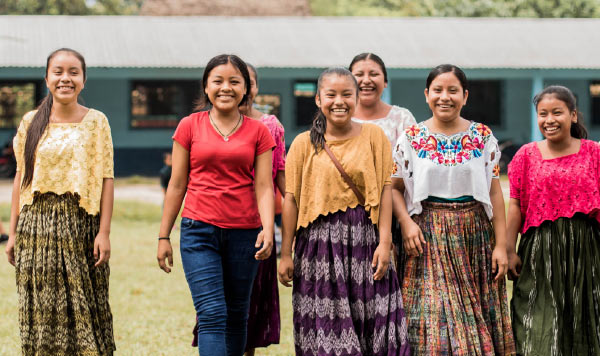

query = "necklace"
[[209, 112, 242, 142]]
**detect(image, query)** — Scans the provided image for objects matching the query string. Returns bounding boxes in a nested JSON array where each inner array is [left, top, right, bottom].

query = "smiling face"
[[204, 62, 247, 113], [351, 59, 387, 107], [315, 74, 357, 128], [425, 71, 468, 123], [537, 94, 577, 142], [45, 51, 85, 105]]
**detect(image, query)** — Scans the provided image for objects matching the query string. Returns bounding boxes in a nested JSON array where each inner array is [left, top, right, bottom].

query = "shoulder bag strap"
[[322, 143, 366, 206]]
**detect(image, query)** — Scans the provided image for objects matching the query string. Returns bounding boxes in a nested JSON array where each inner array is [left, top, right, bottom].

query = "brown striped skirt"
[[14, 192, 115, 356]]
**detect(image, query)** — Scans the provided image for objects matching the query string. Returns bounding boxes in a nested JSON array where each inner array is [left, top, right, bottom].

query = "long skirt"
[[402, 200, 515, 355], [14, 192, 115, 356], [293, 206, 410, 356], [511, 213, 600, 356], [245, 245, 281, 350]]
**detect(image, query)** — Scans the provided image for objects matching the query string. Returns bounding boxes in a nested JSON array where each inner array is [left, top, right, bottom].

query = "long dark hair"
[[426, 64, 468, 92], [533, 85, 587, 139], [310, 67, 358, 153], [194, 54, 251, 111], [22, 48, 86, 188], [349, 53, 388, 83]]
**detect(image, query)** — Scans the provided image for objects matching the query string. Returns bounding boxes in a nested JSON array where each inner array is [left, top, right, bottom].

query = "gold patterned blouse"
[[13, 109, 114, 215]]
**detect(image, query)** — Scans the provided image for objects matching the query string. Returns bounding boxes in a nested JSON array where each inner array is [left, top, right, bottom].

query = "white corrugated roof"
[[1, 15, 599, 69]]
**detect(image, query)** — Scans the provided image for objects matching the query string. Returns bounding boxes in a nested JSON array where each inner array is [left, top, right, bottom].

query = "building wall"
[[2, 67, 600, 176]]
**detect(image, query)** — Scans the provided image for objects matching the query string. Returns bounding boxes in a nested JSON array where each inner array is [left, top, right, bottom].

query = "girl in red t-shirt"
[[156, 54, 275, 356]]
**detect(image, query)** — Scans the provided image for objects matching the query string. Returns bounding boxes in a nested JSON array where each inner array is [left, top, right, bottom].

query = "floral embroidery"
[[404, 122, 492, 167], [392, 163, 398, 175], [493, 164, 500, 178]]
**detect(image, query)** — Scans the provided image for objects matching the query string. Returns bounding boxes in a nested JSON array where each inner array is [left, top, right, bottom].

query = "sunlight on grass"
[[0, 200, 295, 355], [0, 197, 513, 355]]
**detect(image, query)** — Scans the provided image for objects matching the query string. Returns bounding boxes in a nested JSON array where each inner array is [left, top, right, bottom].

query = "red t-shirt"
[[173, 111, 275, 229]]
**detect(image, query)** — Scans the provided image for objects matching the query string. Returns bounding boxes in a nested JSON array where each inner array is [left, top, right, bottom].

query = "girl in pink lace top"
[[506, 85, 600, 356]]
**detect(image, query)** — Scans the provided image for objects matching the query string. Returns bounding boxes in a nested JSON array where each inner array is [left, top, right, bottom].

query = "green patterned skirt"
[[14, 192, 115, 356], [511, 213, 600, 356]]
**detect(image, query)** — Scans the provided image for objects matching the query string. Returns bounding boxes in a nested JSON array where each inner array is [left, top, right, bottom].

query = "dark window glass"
[[294, 81, 317, 127], [590, 81, 600, 125], [131, 80, 200, 128], [461, 80, 502, 126], [254, 94, 281, 117], [0, 81, 41, 128]]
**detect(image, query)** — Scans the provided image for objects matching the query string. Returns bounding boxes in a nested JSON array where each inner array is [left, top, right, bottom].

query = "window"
[[0, 81, 41, 128], [294, 81, 317, 127], [461, 80, 503, 126], [590, 81, 600, 125], [254, 94, 281, 117], [130, 80, 200, 128]]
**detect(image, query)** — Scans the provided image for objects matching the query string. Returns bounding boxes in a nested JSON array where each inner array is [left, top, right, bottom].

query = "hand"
[[401, 219, 426, 257], [255, 230, 273, 260], [278, 255, 293, 287], [5, 234, 15, 266], [372, 242, 391, 280], [507, 250, 522, 281], [157, 239, 173, 273], [491, 245, 508, 281], [94, 232, 111, 267]]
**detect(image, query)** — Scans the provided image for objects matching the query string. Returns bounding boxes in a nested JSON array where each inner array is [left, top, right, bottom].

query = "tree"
[[0, 0, 143, 15], [309, 0, 600, 17]]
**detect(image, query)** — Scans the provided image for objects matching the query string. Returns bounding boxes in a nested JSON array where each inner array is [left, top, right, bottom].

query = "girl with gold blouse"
[[4, 48, 115, 356]]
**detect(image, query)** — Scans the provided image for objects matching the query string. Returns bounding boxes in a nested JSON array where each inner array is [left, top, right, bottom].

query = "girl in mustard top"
[[278, 68, 410, 356], [5, 48, 115, 355]]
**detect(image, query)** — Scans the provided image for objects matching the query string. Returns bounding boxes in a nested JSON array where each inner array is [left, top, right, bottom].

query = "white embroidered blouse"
[[352, 105, 416, 147], [392, 121, 501, 219]]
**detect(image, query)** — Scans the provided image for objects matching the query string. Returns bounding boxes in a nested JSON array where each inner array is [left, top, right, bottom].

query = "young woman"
[[279, 67, 410, 356], [4, 48, 115, 356], [392, 64, 515, 355], [507, 86, 600, 355], [349, 52, 417, 271], [240, 63, 285, 356], [350, 52, 416, 146], [156, 54, 275, 356]]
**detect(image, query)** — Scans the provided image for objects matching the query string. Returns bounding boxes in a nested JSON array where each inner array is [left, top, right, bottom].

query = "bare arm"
[[5, 171, 21, 266], [278, 192, 298, 287], [94, 178, 114, 267], [373, 184, 392, 280], [391, 177, 425, 256], [275, 170, 285, 197], [157, 141, 189, 273], [489, 178, 508, 280], [254, 149, 275, 260], [506, 197, 523, 280]]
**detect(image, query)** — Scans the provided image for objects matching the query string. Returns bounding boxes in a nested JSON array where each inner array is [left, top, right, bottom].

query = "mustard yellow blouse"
[[285, 123, 392, 231], [13, 109, 114, 215]]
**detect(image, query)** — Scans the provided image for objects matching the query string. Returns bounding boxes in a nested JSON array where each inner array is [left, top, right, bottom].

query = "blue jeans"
[[180, 218, 260, 356]]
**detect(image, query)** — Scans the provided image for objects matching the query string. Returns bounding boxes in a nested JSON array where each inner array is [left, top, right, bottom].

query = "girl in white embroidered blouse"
[[5, 48, 115, 355], [391, 64, 515, 355]]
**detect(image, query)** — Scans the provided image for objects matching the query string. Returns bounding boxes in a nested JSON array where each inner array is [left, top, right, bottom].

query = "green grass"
[[0, 198, 513, 355], [0, 200, 295, 356]]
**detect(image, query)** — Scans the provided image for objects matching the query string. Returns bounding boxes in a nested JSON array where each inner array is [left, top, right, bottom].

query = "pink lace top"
[[260, 114, 286, 183], [508, 139, 600, 234]]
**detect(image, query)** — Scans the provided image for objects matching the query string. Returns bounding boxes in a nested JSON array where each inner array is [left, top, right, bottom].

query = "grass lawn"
[[0, 200, 295, 356], [0, 198, 513, 355]]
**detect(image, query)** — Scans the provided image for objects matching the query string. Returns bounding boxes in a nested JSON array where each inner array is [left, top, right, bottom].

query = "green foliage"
[[310, 0, 600, 17], [0, 0, 143, 15]]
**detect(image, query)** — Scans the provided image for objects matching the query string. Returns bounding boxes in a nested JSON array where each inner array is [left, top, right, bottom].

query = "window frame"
[[0, 79, 44, 130], [129, 79, 201, 130]]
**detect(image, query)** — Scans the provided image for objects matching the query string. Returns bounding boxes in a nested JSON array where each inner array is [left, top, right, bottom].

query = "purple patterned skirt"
[[293, 206, 411, 356]]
